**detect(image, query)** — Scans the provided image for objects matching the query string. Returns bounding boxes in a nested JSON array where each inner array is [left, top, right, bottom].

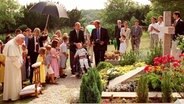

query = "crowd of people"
[[0, 11, 184, 101], [0, 20, 110, 101], [115, 11, 184, 56]]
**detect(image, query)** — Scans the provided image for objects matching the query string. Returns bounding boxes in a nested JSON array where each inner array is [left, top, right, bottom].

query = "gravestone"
[[108, 66, 145, 89], [162, 11, 175, 55], [174, 99, 184, 104]]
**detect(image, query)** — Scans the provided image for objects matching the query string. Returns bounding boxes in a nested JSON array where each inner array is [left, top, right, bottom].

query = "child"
[[50, 40, 60, 78], [59, 35, 68, 78], [119, 35, 127, 54], [34, 47, 46, 84], [45, 45, 57, 84], [0, 41, 5, 89], [74, 43, 90, 74]]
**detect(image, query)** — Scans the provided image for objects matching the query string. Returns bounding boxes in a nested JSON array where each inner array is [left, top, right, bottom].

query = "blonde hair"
[[33, 28, 41, 35], [39, 47, 46, 55], [55, 30, 61, 35]]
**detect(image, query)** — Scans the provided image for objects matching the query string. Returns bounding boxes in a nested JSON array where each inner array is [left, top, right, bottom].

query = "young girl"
[[119, 35, 127, 54], [50, 40, 60, 78], [59, 35, 68, 78], [45, 45, 57, 84], [34, 47, 46, 84]]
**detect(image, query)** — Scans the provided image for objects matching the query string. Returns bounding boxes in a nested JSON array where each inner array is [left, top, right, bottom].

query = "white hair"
[[15, 34, 25, 40]]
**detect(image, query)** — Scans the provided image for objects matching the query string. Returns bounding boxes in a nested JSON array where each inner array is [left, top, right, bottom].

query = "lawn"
[[108, 31, 150, 52]]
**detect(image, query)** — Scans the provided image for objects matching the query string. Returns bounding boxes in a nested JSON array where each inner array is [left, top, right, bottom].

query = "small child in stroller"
[[74, 43, 90, 76]]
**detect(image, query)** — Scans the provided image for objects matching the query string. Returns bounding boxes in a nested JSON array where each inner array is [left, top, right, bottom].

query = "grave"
[[174, 99, 184, 104], [103, 11, 180, 102], [108, 66, 145, 89], [162, 11, 175, 55]]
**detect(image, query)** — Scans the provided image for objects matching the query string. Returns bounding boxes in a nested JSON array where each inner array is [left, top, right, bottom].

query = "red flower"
[[144, 65, 152, 73], [179, 53, 184, 58], [172, 61, 181, 68]]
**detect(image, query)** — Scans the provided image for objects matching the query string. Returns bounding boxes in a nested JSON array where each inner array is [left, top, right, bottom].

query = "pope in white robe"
[[3, 34, 25, 101]]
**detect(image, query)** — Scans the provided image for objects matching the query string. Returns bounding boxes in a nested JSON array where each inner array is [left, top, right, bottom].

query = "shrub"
[[96, 62, 113, 71], [79, 68, 102, 103], [136, 74, 149, 103], [161, 71, 172, 103], [119, 51, 138, 66], [145, 42, 162, 65]]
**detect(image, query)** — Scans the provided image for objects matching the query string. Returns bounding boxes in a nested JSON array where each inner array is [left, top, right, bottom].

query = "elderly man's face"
[[75, 24, 81, 30], [17, 38, 24, 45]]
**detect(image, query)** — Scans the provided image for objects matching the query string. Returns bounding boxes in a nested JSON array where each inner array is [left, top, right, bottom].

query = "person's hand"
[[150, 26, 154, 31], [100, 41, 104, 45]]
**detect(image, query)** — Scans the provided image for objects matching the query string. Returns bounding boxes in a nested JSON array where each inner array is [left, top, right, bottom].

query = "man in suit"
[[69, 22, 85, 75], [173, 11, 184, 40], [130, 20, 143, 51], [171, 11, 184, 59], [27, 28, 40, 83], [115, 20, 123, 50], [90, 20, 109, 66]]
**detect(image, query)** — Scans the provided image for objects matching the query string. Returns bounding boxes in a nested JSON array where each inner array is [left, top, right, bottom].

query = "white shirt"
[[60, 42, 67, 53], [148, 23, 159, 34], [175, 18, 180, 24], [75, 48, 88, 57], [157, 21, 164, 38]]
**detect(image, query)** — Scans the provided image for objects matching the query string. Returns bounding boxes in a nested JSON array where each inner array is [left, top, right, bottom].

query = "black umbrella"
[[29, 1, 68, 29]]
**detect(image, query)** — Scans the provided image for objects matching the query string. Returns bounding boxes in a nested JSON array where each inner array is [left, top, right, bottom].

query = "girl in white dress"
[[119, 35, 127, 54]]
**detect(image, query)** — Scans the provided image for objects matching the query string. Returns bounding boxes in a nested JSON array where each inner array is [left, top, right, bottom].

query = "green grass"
[[108, 31, 150, 52]]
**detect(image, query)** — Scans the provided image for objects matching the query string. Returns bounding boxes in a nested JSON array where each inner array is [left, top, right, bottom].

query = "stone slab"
[[108, 66, 145, 89], [102, 92, 183, 98], [174, 99, 184, 104]]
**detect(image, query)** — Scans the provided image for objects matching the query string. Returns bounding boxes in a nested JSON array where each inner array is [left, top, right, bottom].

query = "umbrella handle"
[[45, 15, 50, 30]]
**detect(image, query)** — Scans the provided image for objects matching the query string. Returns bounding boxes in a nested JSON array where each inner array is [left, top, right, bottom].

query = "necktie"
[[76, 30, 79, 39], [97, 29, 100, 39], [35, 37, 39, 52]]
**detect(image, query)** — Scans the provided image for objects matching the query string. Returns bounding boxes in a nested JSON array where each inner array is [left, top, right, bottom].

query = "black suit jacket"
[[69, 29, 85, 53], [27, 36, 40, 65], [91, 27, 109, 51], [115, 25, 123, 39], [173, 19, 184, 39]]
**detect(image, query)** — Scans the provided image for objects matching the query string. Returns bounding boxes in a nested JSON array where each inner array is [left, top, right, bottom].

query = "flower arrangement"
[[143, 54, 184, 102]]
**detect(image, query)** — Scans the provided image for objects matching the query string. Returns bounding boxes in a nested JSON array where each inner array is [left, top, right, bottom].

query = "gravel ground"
[[0, 69, 82, 104]]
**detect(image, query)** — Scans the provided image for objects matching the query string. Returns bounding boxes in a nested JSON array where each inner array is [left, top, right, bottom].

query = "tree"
[[101, 0, 150, 24], [18, 4, 82, 31], [100, 0, 150, 39], [79, 68, 102, 103], [0, 0, 22, 33], [146, 0, 184, 25]]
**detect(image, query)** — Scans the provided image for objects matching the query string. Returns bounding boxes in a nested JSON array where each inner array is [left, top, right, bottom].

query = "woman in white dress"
[[120, 21, 131, 48]]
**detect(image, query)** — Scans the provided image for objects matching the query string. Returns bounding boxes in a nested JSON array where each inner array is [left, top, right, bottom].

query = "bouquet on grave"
[[177, 35, 184, 51]]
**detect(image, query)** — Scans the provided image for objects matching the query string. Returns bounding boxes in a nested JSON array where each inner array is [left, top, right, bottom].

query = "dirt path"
[[0, 69, 81, 104]]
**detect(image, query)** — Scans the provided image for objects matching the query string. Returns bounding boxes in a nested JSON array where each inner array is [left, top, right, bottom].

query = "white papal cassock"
[[3, 38, 22, 101]]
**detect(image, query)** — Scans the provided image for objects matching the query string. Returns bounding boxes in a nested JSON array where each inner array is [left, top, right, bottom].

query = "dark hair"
[[51, 40, 58, 48], [122, 35, 126, 39], [15, 29, 22, 35], [174, 11, 181, 17]]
